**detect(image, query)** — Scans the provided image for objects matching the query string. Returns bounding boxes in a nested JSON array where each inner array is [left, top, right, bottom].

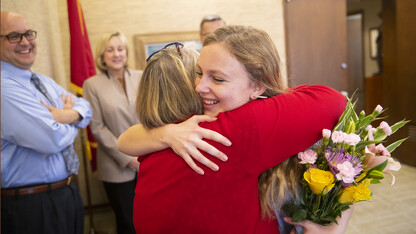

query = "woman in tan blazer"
[[83, 31, 141, 234]]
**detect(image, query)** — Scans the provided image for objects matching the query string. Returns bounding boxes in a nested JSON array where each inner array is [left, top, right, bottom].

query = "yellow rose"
[[338, 187, 355, 204], [352, 183, 372, 202], [304, 168, 335, 195], [339, 182, 372, 204]]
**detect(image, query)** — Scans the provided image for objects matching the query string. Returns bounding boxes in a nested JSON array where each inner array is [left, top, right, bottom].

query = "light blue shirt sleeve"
[[38, 73, 92, 129], [2, 73, 91, 155], [1, 62, 92, 187]]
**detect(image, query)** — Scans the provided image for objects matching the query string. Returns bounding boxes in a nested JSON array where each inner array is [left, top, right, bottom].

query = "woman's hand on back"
[[162, 115, 231, 175]]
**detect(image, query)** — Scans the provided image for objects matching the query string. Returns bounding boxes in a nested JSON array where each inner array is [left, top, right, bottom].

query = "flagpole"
[[80, 127, 96, 234], [67, 1, 99, 232]]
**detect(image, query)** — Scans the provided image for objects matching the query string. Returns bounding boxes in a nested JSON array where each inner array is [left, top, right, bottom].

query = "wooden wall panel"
[[382, 0, 416, 166]]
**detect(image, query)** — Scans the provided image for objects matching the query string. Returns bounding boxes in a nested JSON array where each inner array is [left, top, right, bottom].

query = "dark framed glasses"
[[146, 42, 183, 62], [0, 30, 37, 44]]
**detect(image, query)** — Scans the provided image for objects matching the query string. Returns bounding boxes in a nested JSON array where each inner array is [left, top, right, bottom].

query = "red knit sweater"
[[134, 85, 347, 234]]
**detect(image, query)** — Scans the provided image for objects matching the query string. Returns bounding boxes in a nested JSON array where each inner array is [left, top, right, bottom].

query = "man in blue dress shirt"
[[1, 11, 92, 234]]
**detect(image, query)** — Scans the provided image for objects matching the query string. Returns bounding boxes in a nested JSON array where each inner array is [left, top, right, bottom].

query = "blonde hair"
[[136, 45, 203, 129], [258, 157, 303, 218], [204, 25, 285, 97], [205, 25, 301, 218], [95, 31, 129, 73]]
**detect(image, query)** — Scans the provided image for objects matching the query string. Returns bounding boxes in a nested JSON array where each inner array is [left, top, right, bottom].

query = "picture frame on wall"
[[133, 31, 200, 69], [369, 27, 380, 59]]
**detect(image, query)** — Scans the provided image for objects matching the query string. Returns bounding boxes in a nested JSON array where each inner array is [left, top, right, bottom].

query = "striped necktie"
[[31, 73, 56, 107], [31, 72, 79, 174]]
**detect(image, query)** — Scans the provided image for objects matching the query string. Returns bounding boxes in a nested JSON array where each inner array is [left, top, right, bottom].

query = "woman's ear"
[[250, 84, 267, 100]]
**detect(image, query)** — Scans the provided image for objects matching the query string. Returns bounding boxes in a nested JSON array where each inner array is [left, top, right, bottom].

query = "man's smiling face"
[[1, 12, 37, 70]]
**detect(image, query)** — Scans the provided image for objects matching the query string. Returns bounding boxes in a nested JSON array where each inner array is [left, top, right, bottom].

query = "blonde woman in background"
[[83, 31, 141, 234]]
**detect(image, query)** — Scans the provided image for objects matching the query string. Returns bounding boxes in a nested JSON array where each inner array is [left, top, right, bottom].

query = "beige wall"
[[2, 0, 287, 205], [2, 0, 288, 87], [1, 0, 67, 88], [58, 0, 288, 84]]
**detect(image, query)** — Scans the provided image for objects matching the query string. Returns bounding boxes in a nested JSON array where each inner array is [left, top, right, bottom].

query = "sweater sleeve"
[[211, 85, 347, 175]]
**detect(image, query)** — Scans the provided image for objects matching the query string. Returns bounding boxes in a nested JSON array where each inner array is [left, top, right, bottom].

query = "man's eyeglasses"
[[146, 42, 183, 62], [0, 30, 37, 44]]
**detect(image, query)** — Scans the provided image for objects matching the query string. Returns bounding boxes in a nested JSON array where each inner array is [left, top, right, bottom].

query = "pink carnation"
[[375, 105, 383, 113], [298, 149, 318, 164], [336, 161, 356, 183], [331, 131, 346, 143], [344, 133, 361, 146], [322, 129, 331, 138], [380, 121, 392, 136]]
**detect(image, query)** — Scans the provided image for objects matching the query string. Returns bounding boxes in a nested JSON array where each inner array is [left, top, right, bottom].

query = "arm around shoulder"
[[117, 124, 170, 156]]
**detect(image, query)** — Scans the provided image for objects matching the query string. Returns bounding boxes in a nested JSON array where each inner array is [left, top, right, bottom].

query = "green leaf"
[[372, 120, 409, 142], [386, 138, 408, 153], [359, 110, 366, 120], [358, 115, 375, 130], [350, 101, 359, 123], [373, 128, 387, 142], [390, 120, 410, 134], [371, 179, 381, 184], [346, 120, 356, 134], [358, 160, 388, 183], [370, 159, 388, 172], [282, 202, 298, 216], [334, 97, 354, 131], [292, 209, 308, 222], [356, 140, 381, 152], [367, 170, 385, 180]]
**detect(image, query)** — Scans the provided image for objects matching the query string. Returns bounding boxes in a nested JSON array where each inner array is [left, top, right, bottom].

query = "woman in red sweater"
[[118, 25, 349, 233]]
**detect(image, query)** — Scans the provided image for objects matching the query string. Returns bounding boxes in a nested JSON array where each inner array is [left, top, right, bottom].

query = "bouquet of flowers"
[[283, 97, 409, 225]]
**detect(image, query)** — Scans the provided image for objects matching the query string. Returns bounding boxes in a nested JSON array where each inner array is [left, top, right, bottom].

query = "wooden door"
[[346, 13, 364, 111], [284, 0, 348, 93], [382, 0, 416, 166]]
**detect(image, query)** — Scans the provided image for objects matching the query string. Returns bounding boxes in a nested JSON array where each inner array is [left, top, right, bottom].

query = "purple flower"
[[325, 147, 363, 186]]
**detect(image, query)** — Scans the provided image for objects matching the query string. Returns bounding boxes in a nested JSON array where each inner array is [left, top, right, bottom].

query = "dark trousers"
[[103, 177, 136, 234], [1, 183, 84, 234]]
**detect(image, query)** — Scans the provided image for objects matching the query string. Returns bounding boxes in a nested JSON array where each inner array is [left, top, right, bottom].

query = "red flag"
[[67, 0, 98, 172]]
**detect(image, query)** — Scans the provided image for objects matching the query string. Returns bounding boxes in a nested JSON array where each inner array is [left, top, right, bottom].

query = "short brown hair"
[[199, 14, 225, 35]]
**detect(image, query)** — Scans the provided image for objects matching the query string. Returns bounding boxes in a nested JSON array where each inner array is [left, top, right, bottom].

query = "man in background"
[[199, 14, 226, 44], [1, 11, 91, 234]]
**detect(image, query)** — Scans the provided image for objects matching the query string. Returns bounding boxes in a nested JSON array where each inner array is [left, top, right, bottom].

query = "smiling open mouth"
[[203, 99, 219, 105]]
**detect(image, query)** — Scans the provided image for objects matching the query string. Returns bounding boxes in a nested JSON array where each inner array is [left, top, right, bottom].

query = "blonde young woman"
[[118, 26, 351, 233], [83, 31, 141, 234]]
